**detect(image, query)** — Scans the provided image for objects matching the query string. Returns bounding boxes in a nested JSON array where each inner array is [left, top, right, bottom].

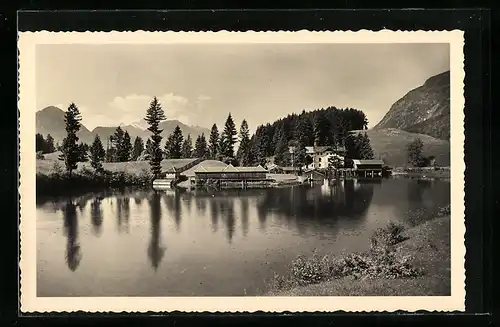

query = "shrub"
[[268, 221, 423, 292], [370, 221, 407, 247]]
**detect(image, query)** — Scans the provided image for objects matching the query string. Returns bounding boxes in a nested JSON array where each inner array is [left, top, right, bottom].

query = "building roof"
[[183, 160, 229, 177], [194, 163, 269, 174], [161, 158, 201, 174], [289, 145, 346, 154], [352, 159, 385, 165]]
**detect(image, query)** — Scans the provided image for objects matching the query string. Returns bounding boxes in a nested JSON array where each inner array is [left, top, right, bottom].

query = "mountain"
[[373, 71, 450, 140], [36, 106, 92, 145], [35, 106, 210, 145], [351, 128, 450, 167]]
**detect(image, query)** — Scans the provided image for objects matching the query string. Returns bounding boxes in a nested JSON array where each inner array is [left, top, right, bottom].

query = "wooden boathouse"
[[152, 158, 204, 189], [352, 159, 384, 177], [193, 164, 269, 188]]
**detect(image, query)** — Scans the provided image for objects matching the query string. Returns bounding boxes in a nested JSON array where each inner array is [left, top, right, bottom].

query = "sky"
[[36, 43, 449, 133]]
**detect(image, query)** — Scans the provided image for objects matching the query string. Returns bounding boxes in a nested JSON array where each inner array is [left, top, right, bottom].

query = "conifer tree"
[[132, 136, 144, 161], [236, 119, 252, 166], [223, 113, 237, 158], [121, 131, 133, 161], [144, 96, 166, 178], [58, 102, 83, 177], [208, 124, 220, 160], [273, 125, 290, 167], [35, 133, 45, 153], [181, 134, 193, 158], [90, 134, 106, 172], [45, 134, 55, 153], [193, 133, 209, 159], [165, 125, 183, 159]]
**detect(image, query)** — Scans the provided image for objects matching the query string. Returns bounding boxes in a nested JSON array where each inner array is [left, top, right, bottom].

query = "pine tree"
[[145, 138, 153, 159], [359, 133, 374, 159], [295, 116, 314, 147], [45, 134, 55, 153], [291, 139, 307, 170], [313, 112, 331, 146], [217, 135, 227, 161], [193, 133, 209, 159], [165, 125, 183, 159], [35, 133, 45, 153], [120, 131, 133, 161], [223, 113, 237, 158], [181, 134, 193, 158], [208, 124, 219, 160], [90, 135, 106, 172], [132, 136, 144, 161], [273, 125, 290, 167], [144, 96, 166, 178], [236, 119, 252, 166], [58, 103, 83, 177], [78, 142, 89, 162]]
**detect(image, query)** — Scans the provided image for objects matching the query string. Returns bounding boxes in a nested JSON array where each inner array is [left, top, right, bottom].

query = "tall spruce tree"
[[273, 125, 290, 167], [223, 113, 237, 158], [165, 125, 183, 159], [58, 103, 83, 177], [35, 133, 45, 153], [181, 134, 193, 158], [208, 124, 220, 160], [90, 134, 106, 172], [120, 131, 133, 161], [145, 138, 153, 159], [193, 133, 209, 159], [144, 96, 166, 178], [313, 112, 331, 146], [45, 134, 55, 153], [236, 119, 252, 166], [132, 136, 144, 161], [359, 133, 374, 159]]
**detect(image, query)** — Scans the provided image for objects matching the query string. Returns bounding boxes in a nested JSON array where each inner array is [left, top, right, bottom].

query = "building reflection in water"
[[62, 198, 82, 272], [147, 191, 166, 271]]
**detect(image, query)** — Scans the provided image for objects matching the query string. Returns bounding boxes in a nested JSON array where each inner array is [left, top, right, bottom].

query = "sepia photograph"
[[19, 31, 465, 312]]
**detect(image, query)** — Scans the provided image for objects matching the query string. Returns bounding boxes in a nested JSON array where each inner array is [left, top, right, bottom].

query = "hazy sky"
[[36, 43, 449, 132]]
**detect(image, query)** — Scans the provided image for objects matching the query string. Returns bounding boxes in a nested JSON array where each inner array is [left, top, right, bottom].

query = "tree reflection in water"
[[90, 196, 104, 237], [147, 191, 166, 271], [240, 198, 249, 237], [116, 190, 130, 234], [62, 198, 82, 272]]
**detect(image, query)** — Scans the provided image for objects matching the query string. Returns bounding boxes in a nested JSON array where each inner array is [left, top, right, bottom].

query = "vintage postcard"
[[18, 30, 465, 313]]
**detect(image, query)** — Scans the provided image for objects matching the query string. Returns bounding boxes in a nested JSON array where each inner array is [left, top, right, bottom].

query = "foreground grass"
[[267, 209, 451, 296]]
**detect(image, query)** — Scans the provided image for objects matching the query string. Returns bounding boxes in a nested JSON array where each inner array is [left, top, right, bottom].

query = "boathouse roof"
[[194, 164, 268, 174], [352, 159, 385, 165]]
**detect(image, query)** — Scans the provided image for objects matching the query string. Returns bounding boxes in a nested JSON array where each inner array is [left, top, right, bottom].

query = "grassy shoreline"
[[267, 208, 451, 296], [392, 166, 450, 179]]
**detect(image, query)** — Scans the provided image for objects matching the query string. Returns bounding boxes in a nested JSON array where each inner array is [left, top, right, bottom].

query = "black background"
[[0, 5, 495, 327]]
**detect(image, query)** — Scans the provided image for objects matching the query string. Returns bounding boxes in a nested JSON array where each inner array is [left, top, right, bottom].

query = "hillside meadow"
[[351, 128, 450, 167]]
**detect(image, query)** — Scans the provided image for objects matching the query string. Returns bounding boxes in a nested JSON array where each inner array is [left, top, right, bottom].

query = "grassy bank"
[[392, 166, 450, 179], [36, 160, 152, 196], [267, 206, 451, 296]]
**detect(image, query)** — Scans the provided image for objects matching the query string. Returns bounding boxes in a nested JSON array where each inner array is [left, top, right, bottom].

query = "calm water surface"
[[36, 177, 450, 296]]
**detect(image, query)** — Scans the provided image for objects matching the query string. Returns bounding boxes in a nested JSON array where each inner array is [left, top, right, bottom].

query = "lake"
[[36, 177, 450, 296]]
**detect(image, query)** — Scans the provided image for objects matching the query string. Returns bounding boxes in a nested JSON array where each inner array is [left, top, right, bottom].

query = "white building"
[[289, 145, 346, 170]]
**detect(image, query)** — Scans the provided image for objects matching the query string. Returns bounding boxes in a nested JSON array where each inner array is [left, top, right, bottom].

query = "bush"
[[370, 221, 407, 247], [269, 221, 423, 291]]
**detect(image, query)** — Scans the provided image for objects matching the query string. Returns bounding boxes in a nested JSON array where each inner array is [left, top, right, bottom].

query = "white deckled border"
[[18, 30, 465, 313]]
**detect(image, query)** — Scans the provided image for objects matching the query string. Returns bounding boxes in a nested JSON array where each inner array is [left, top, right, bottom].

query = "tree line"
[[52, 99, 372, 179]]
